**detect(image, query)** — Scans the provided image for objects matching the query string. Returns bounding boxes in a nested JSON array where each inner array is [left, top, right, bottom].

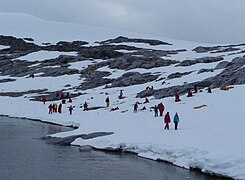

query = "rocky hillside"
[[0, 35, 245, 101]]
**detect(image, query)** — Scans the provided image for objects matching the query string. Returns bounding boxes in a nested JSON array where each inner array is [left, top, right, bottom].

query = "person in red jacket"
[[144, 98, 149, 104], [42, 96, 46, 104], [48, 104, 53, 114], [158, 103, 165, 116], [133, 103, 138, 113], [175, 91, 181, 102], [187, 89, 193, 97], [164, 112, 171, 130], [83, 102, 88, 111]]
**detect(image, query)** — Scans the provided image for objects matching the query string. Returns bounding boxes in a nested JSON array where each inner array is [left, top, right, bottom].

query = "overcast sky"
[[1, 0, 245, 44]]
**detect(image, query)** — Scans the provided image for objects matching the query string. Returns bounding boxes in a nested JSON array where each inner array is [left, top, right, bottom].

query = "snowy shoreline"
[[0, 113, 233, 180]]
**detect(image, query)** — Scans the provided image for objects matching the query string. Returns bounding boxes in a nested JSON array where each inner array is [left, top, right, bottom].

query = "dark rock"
[[0, 89, 47, 97], [197, 69, 214, 74], [110, 72, 158, 88], [192, 46, 219, 53], [99, 36, 172, 46], [214, 61, 231, 70], [109, 55, 178, 70], [0, 78, 16, 83], [23, 38, 34, 42], [167, 71, 192, 79], [178, 56, 223, 67]]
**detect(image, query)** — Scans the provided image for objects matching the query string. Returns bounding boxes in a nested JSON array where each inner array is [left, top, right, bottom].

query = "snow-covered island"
[[1, 13, 245, 180]]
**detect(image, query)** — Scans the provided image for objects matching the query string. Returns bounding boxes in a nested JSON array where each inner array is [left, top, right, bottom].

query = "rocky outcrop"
[[110, 72, 158, 88], [192, 43, 245, 53], [0, 35, 39, 51], [167, 71, 192, 79], [99, 36, 172, 46], [214, 61, 231, 70], [0, 89, 47, 97], [0, 78, 16, 83], [177, 56, 223, 67], [44, 40, 88, 52], [77, 70, 113, 90], [136, 56, 245, 99], [108, 55, 178, 70], [197, 68, 213, 74]]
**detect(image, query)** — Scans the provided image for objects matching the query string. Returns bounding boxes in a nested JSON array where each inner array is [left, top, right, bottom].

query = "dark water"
[[0, 116, 227, 180]]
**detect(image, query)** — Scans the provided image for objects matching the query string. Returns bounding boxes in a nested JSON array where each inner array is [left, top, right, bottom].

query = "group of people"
[[44, 88, 182, 129], [154, 103, 165, 117], [164, 112, 180, 130], [48, 103, 62, 114], [175, 85, 212, 102]]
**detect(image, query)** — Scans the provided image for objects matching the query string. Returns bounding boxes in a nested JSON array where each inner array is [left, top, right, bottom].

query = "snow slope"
[[0, 12, 245, 179]]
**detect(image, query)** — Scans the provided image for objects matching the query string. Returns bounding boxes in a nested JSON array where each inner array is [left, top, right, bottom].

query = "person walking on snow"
[[173, 112, 180, 130], [133, 103, 138, 113], [164, 112, 171, 130], [158, 103, 165, 116], [175, 91, 181, 102], [105, 97, 110, 107], [68, 105, 74, 115]]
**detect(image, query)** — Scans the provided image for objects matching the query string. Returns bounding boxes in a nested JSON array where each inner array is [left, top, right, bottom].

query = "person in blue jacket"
[[173, 112, 180, 130]]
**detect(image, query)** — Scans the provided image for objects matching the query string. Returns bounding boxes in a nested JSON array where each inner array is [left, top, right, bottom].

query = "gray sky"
[[1, 0, 245, 43]]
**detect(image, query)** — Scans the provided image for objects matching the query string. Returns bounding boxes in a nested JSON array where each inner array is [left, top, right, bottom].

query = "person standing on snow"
[[207, 87, 212, 93], [187, 89, 193, 97], [173, 112, 180, 130], [58, 103, 62, 113], [42, 96, 46, 104], [164, 112, 171, 130], [133, 103, 138, 113], [105, 97, 110, 107], [53, 103, 58, 113], [83, 102, 88, 111], [175, 91, 181, 102], [154, 105, 158, 117], [194, 85, 198, 93], [48, 104, 53, 114], [68, 105, 74, 115], [158, 103, 165, 116], [118, 90, 123, 99]]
